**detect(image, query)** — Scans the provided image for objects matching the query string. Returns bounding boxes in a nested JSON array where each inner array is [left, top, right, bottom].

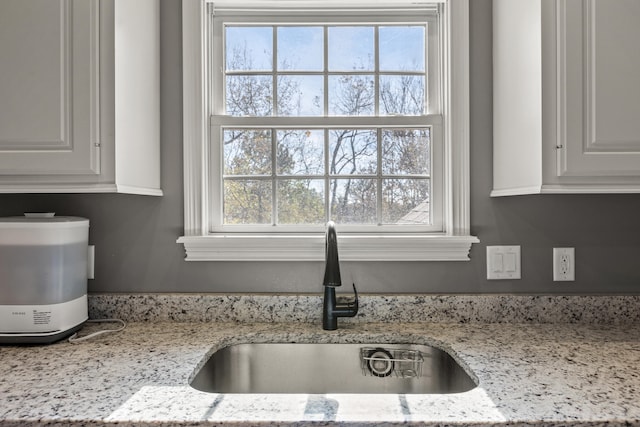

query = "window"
[[179, 0, 478, 261], [214, 18, 440, 232]]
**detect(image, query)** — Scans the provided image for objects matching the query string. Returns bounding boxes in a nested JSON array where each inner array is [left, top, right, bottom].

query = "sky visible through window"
[[220, 24, 431, 227], [226, 26, 425, 72], [225, 25, 426, 115]]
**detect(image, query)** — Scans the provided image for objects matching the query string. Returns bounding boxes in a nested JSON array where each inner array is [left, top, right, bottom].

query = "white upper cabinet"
[[492, 0, 640, 196], [0, 0, 161, 195]]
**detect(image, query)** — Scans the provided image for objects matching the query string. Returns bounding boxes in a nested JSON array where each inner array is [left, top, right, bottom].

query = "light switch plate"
[[487, 246, 521, 280]]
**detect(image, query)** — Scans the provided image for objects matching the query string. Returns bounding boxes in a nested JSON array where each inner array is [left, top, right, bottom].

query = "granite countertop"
[[2, 319, 640, 426]]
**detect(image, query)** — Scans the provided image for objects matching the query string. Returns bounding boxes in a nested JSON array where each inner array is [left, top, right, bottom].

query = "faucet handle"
[[349, 283, 359, 312], [336, 283, 358, 316]]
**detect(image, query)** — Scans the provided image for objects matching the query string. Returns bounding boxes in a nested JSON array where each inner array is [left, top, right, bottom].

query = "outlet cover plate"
[[487, 246, 521, 280], [553, 247, 575, 281]]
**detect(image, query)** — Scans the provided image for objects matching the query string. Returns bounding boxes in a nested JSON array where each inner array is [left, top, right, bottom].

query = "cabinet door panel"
[[0, 0, 99, 175], [559, 0, 640, 177], [591, 1, 640, 150]]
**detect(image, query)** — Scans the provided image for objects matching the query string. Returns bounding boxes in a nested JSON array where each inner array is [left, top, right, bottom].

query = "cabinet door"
[[558, 0, 640, 177], [0, 0, 99, 175]]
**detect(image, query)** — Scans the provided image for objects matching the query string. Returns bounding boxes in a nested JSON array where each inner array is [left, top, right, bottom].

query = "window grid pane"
[[224, 24, 427, 117], [222, 126, 431, 226]]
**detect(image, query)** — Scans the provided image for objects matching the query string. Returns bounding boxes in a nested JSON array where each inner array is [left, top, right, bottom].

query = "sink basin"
[[190, 343, 476, 394]]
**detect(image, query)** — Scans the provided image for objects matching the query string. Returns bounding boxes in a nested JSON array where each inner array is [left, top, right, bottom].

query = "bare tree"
[[222, 37, 430, 226]]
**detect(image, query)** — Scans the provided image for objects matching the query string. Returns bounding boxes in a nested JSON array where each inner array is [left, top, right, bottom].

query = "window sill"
[[177, 234, 479, 261]]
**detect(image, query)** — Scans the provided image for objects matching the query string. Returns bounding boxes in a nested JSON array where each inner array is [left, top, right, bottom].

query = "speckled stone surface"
[[2, 321, 640, 426], [89, 293, 640, 324]]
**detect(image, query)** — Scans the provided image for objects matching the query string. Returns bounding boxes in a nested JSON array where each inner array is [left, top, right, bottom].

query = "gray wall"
[[1, 0, 640, 294]]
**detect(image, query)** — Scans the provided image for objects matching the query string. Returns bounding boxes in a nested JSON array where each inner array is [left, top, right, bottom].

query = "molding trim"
[[0, 183, 162, 195], [177, 234, 478, 261], [491, 186, 544, 197], [492, 184, 640, 196], [182, 0, 208, 236], [540, 184, 640, 194], [446, 0, 472, 236]]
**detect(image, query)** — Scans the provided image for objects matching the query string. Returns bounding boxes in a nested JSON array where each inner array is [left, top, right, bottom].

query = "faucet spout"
[[323, 221, 342, 287], [322, 221, 358, 330]]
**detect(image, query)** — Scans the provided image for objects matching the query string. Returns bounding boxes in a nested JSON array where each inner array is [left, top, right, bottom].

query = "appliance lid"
[[0, 213, 89, 228], [0, 213, 89, 245]]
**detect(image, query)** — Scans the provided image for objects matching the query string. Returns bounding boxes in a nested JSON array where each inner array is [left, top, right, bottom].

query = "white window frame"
[[213, 14, 442, 234], [178, 0, 478, 261]]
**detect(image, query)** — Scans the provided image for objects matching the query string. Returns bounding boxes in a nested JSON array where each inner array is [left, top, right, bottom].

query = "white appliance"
[[0, 214, 90, 344]]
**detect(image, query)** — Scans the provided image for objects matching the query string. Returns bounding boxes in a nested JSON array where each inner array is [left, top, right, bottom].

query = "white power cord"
[[68, 319, 126, 343]]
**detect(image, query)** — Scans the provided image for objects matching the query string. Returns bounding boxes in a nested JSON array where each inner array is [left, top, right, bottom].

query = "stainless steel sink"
[[190, 343, 476, 394]]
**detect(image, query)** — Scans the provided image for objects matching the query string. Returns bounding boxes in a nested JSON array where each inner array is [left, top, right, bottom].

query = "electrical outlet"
[[553, 247, 575, 281]]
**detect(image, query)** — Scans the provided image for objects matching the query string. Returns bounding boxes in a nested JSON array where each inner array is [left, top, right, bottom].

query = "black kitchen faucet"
[[322, 221, 358, 330]]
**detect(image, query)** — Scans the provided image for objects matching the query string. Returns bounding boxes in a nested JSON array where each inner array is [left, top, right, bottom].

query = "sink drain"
[[365, 348, 394, 377]]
